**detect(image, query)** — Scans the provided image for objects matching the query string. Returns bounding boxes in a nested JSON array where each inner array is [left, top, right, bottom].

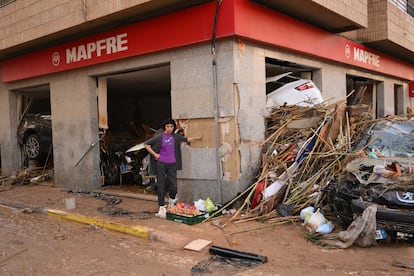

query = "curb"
[[47, 209, 153, 239], [0, 199, 154, 240]]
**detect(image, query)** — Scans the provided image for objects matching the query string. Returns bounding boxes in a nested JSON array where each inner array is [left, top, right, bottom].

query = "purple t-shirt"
[[158, 133, 176, 164]]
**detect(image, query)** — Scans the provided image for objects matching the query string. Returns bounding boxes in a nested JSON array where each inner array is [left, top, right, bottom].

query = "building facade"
[[1, 0, 413, 204]]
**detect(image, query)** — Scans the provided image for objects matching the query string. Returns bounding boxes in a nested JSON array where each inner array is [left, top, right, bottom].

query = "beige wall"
[[357, 0, 414, 51], [1, 1, 85, 50], [313, 0, 368, 27], [0, 0, 153, 51]]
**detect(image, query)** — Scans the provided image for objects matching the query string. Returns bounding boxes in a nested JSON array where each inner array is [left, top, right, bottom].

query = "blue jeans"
[[156, 162, 177, 206]]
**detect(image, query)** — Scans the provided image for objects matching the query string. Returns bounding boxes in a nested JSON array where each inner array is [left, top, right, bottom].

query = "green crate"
[[166, 212, 206, 225]]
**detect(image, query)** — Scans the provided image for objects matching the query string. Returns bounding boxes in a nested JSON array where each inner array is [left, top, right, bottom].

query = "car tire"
[[24, 134, 41, 160]]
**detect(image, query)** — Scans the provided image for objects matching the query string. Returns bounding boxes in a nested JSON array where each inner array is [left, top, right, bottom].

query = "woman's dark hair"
[[161, 118, 176, 131]]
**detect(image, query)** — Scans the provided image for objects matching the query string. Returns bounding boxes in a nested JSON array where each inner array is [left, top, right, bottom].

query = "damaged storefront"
[[1, 0, 413, 206]]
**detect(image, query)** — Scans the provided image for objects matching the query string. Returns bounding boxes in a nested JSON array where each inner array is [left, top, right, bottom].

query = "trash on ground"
[[209, 245, 268, 263], [184, 239, 213, 251], [321, 205, 378, 248], [207, 90, 414, 246]]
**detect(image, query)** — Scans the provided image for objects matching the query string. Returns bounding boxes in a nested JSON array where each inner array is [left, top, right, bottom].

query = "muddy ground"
[[0, 180, 413, 276]]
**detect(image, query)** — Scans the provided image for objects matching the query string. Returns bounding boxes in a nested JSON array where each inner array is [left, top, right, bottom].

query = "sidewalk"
[[2, 180, 414, 275], [0, 181, 236, 249]]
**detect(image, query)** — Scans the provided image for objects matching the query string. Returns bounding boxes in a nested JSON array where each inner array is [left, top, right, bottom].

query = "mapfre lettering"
[[66, 33, 128, 64], [353, 47, 380, 67]]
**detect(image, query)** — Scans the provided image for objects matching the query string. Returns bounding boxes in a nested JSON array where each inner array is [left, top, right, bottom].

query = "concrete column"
[[0, 85, 21, 176], [322, 68, 347, 102], [169, 40, 266, 204], [170, 43, 223, 202], [233, 40, 266, 193], [383, 81, 395, 116], [376, 81, 386, 117], [50, 71, 100, 191], [395, 84, 404, 115]]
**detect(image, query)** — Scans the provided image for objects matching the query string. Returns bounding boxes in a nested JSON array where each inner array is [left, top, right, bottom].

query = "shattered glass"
[[355, 121, 414, 158]]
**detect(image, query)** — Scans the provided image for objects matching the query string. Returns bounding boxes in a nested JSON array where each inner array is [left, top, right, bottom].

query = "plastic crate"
[[166, 212, 206, 225]]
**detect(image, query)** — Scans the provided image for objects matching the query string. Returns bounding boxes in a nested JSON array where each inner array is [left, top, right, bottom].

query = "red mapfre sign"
[[0, 1, 223, 82], [2, 0, 414, 82], [409, 82, 414, 97]]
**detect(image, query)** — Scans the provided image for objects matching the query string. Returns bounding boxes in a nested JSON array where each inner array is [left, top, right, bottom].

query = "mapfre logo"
[[344, 44, 380, 67], [50, 33, 128, 67], [52, 52, 61, 67], [345, 44, 351, 58]]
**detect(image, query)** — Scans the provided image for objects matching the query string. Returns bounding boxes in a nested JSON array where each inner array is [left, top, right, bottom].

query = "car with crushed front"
[[330, 120, 414, 242]]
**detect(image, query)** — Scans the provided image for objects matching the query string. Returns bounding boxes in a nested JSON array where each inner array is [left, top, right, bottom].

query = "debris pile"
[[0, 166, 53, 189], [219, 100, 376, 226]]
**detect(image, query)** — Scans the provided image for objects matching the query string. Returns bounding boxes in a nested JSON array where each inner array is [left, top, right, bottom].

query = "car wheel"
[[24, 134, 41, 160], [100, 157, 120, 186]]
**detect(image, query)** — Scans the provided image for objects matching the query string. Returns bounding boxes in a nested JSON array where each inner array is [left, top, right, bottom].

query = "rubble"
[[214, 96, 414, 237], [0, 165, 53, 189]]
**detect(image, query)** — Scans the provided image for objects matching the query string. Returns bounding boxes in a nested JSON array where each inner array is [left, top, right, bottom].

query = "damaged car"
[[17, 99, 152, 186], [265, 72, 324, 109], [18, 113, 53, 161], [331, 120, 414, 241], [17, 97, 53, 162]]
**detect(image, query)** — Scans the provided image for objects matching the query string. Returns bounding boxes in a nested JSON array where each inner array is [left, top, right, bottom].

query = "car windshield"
[[355, 120, 414, 158], [26, 98, 51, 115]]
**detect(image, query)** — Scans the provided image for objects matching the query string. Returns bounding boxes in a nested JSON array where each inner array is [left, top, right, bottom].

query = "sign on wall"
[[409, 82, 414, 97], [1, 0, 414, 83]]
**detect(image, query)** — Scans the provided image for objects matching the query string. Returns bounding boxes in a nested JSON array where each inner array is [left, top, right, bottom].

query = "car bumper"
[[352, 198, 414, 235]]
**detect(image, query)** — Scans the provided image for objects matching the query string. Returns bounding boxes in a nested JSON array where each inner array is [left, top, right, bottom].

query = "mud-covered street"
[[0, 183, 413, 276]]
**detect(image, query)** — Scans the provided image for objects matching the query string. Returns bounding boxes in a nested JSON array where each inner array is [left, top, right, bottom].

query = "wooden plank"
[[184, 239, 212, 251]]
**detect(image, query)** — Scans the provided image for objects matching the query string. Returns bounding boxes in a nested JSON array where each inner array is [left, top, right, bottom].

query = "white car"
[[265, 72, 324, 109]]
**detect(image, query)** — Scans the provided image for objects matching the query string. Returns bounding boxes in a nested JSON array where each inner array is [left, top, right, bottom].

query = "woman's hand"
[[188, 133, 203, 142], [145, 144, 160, 160]]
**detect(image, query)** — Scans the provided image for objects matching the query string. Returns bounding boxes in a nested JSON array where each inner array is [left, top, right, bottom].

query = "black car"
[[331, 120, 414, 241], [17, 110, 149, 186], [17, 113, 53, 161]]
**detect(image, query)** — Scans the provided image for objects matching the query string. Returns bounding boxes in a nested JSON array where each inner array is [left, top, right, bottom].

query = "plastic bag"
[[194, 199, 206, 212], [205, 197, 215, 212], [300, 206, 315, 223]]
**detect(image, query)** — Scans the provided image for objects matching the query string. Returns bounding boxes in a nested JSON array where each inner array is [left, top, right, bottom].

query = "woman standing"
[[144, 118, 202, 218]]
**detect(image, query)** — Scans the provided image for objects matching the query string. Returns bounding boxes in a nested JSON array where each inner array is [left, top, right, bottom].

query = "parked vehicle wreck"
[[17, 110, 153, 186], [99, 134, 151, 186], [331, 120, 414, 241], [17, 113, 52, 161], [17, 97, 53, 162], [222, 98, 414, 245], [265, 72, 324, 109]]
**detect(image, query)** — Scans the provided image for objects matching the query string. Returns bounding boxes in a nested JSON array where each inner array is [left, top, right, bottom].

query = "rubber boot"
[[156, 205, 167, 219], [168, 197, 177, 208]]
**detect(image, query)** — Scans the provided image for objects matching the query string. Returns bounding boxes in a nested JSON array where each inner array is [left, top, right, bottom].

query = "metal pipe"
[[209, 245, 268, 263], [212, 0, 222, 203]]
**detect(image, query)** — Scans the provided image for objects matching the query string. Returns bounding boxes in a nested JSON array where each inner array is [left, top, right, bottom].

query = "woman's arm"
[[144, 144, 160, 160], [187, 133, 203, 142]]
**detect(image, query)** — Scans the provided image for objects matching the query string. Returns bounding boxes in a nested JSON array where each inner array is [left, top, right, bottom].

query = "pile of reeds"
[[220, 100, 375, 226]]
